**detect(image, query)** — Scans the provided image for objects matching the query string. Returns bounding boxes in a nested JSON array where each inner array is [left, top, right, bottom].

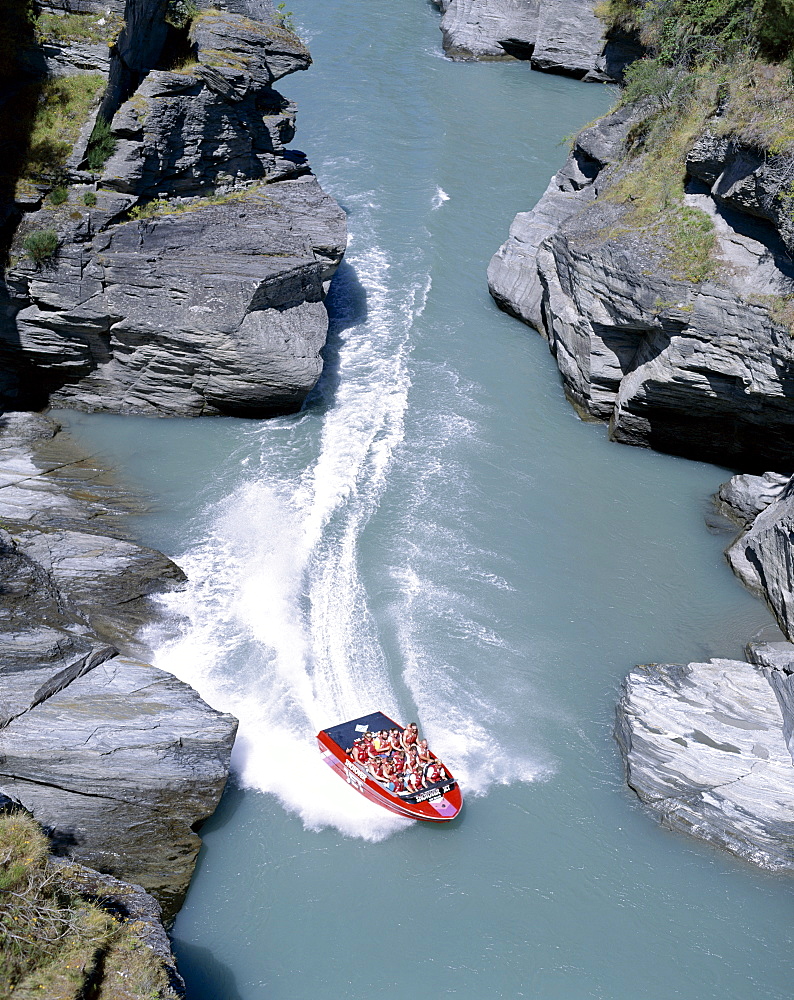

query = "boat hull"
[[317, 712, 463, 822]]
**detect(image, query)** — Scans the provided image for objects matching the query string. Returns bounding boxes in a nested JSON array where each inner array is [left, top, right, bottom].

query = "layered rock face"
[[0, 413, 237, 920], [494, 100, 794, 862], [726, 475, 794, 637], [614, 469, 794, 867], [431, 0, 640, 80], [488, 108, 794, 472], [615, 657, 794, 870], [1, 0, 346, 417], [719, 470, 794, 762]]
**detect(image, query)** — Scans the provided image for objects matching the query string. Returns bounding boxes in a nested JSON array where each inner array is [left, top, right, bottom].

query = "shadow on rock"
[[171, 941, 245, 1000], [193, 779, 246, 839], [303, 259, 368, 415]]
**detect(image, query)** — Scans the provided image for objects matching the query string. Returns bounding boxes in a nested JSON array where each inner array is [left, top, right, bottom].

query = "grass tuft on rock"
[[35, 11, 125, 47], [17, 74, 106, 186], [22, 229, 59, 265], [0, 813, 174, 999], [86, 115, 117, 172]]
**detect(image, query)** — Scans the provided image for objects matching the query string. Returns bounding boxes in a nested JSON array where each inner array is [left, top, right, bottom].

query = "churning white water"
[[148, 173, 546, 838]]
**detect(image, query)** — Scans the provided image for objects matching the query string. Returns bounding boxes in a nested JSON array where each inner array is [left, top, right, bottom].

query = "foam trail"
[[148, 172, 544, 836], [149, 234, 424, 840], [383, 367, 553, 793]]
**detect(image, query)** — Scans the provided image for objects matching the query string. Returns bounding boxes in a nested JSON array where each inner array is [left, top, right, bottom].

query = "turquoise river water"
[[57, 0, 793, 997]]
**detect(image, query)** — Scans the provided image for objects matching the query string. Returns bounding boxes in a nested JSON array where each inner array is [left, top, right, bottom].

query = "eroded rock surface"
[[0, 413, 237, 920], [615, 657, 794, 870], [8, 177, 345, 416], [1, 0, 346, 417], [488, 107, 794, 471], [715, 471, 790, 529], [726, 476, 794, 637], [2, 654, 235, 920], [747, 642, 794, 765], [431, 0, 639, 80]]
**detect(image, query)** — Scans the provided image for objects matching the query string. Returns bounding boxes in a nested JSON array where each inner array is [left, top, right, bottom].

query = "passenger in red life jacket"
[[405, 765, 424, 793], [381, 759, 397, 791], [425, 760, 447, 785], [416, 739, 433, 765], [372, 731, 390, 754], [388, 729, 402, 751], [401, 722, 419, 751]]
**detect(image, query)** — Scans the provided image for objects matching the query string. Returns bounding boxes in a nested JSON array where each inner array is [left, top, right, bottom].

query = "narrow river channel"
[[57, 0, 793, 996]]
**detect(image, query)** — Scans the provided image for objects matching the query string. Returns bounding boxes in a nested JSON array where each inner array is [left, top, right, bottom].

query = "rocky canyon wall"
[[1, 0, 346, 417]]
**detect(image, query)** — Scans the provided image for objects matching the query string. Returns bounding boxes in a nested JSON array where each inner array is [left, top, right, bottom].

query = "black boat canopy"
[[321, 712, 402, 753]]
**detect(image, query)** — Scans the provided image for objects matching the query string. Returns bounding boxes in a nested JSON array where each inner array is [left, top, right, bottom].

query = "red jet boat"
[[317, 711, 462, 822]]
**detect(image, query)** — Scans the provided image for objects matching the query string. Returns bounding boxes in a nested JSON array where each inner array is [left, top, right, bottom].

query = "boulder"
[[715, 471, 790, 528], [1, 654, 236, 921], [615, 657, 794, 871], [5, 175, 346, 417]]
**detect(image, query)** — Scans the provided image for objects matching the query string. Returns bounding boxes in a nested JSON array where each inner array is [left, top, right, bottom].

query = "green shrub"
[[49, 185, 68, 205], [274, 2, 295, 31], [82, 190, 97, 206], [22, 229, 59, 264], [85, 116, 116, 171], [165, 0, 199, 28], [599, 0, 794, 64]]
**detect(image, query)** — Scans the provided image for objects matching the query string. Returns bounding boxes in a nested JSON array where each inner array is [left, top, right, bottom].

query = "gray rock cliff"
[[488, 105, 794, 472], [431, 0, 640, 80], [747, 642, 794, 766], [0, 413, 237, 920], [613, 466, 794, 865], [1, 0, 346, 417], [715, 471, 790, 529], [726, 475, 794, 638]]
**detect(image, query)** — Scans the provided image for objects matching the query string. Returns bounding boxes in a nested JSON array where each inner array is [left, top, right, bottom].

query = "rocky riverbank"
[[0, 0, 345, 950], [0, 411, 237, 922], [487, 93, 794, 473], [613, 467, 794, 869], [483, 14, 794, 867]]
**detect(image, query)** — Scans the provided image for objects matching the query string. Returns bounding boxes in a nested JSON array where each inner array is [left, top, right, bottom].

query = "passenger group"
[[346, 723, 450, 794]]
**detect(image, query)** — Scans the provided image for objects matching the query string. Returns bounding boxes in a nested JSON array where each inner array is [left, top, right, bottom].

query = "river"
[[55, 0, 793, 996]]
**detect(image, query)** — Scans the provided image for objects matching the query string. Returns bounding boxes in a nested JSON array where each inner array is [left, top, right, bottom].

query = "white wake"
[[148, 186, 546, 840]]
